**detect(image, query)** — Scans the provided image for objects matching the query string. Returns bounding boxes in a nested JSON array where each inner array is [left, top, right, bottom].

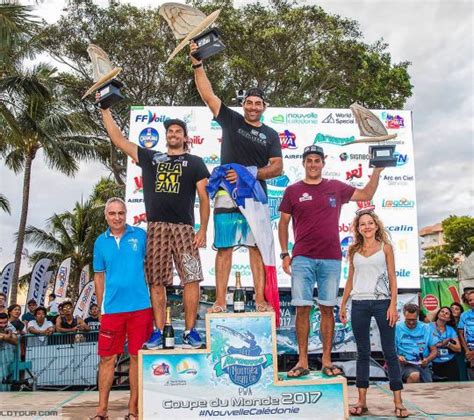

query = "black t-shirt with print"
[[215, 104, 282, 193], [137, 148, 210, 225]]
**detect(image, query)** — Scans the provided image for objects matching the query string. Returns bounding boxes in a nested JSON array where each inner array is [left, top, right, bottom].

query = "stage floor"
[[1, 382, 473, 419]]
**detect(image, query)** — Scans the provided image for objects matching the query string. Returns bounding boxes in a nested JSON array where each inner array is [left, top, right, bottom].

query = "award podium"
[[139, 313, 348, 419]]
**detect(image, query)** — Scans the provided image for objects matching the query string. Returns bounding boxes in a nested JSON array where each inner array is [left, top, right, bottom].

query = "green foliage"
[[421, 215, 474, 277]]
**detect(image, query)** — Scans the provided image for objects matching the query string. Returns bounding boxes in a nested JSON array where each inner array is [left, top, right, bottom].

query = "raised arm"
[[190, 42, 222, 117], [350, 167, 384, 202]]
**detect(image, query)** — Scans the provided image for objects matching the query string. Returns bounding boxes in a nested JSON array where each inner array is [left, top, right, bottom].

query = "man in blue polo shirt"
[[395, 303, 437, 383], [92, 197, 152, 420]]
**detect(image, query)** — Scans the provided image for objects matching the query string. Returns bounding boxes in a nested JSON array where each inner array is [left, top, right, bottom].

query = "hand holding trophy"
[[82, 44, 124, 110]]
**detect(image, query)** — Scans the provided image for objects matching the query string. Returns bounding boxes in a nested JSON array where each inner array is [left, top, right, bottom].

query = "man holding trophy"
[[189, 41, 283, 314]]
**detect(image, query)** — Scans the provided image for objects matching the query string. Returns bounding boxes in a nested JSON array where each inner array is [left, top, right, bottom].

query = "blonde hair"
[[348, 210, 391, 260]]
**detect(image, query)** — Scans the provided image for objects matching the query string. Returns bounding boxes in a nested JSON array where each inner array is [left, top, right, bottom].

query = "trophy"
[[159, 3, 225, 63], [348, 103, 398, 168], [82, 44, 124, 110]]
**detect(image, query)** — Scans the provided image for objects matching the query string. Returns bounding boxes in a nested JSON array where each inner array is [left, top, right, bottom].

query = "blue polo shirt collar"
[[104, 224, 134, 239]]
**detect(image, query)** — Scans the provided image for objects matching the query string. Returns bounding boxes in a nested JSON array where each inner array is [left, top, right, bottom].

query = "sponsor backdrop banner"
[[26, 258, 51, 304], [127, 107, 418, 288], [53, 257, 72, 300], [0, 261, 15, 299], [420, 277, 464, 316]]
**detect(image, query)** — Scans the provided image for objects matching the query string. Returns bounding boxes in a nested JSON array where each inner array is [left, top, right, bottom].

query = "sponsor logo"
[[393, 152, 408, 166], [213, 325, 272, 388], [183, 111, 197, 132], [322, 112, 354, 125], [177, 360, 197, 376], [382, 198, 415, 208], [279, 130, 297, 149], [314, 133, 355, 146], [133, 213, 147, 225], [210, 120, 221, 130], [339, 223, 352, 233], [383, 174, 414, 186], [322, 169, 341, 178], [55, 266, 68, 298], [271, 112, 317, 125], [340, 236, 354, 261], [190, 135, 204, 145], [138, 127, 159, 148], [127, 198, 143, 203], [357, 200, 374, 209], [339, 152, 370, 161], [283, 153, 303, 159], [386, 225, 414, 232], [267, 175, 290, 221], [133, 176, 143, 193], [135, 112, 169, 124], [152, 363, 170, 376], [423, 294, 439, 311], [396, 268, 411, 277], [203, 154, 220, 165], [381, 112, 404, 129], [346, 164, 363, 181], [299, 192, 313, 202]]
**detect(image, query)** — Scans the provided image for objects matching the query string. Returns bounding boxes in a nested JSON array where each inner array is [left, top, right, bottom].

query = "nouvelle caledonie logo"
[[213, 325, 272, 388]]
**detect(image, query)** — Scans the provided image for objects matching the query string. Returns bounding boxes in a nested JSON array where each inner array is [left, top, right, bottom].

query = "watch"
[[280, 252, 290, 260]]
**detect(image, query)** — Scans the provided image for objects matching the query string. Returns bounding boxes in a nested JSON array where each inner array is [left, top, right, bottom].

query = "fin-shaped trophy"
[[349, 103, 398, 167], [159, 2, 224, 63], [82, 44, 124, 109]]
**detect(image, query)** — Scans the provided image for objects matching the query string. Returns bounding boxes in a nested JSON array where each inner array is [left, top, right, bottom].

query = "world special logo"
[[213, 325, 272, 388], [321, 112, 354, 125], [138, 127, 159, 148], [380, 112, 405, 129], [267, 175, 290, 221], [279, 130, 297, 149], [314, 133, 356, 146], [135, 112, 169, 124]]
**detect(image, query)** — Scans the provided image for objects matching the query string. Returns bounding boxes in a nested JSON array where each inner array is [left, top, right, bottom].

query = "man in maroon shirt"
[[278, 145, 384, 377]]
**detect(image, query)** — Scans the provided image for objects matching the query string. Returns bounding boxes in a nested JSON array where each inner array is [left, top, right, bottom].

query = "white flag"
[[0, 262, 15, 299], [40, 271, 54, 306], [78, 264, 90, 293], [53, 257, 72, 299], [26, 258, 52, 304], [73, 281, 95, 319]]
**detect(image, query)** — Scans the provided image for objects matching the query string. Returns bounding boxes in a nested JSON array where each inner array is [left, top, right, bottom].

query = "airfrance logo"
[[279, 130, 297, 149], [322, 112, 354, 124], [138, 127, 159, 148], [314, 133, 355, 146], [135, 112, 169, 124], [382, 198, 415, 208]]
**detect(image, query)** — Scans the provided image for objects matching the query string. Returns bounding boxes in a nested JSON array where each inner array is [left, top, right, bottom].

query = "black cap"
[[163, 118, 188, 136], [244, 87, 266, 102], [303, 145, 325, 160]]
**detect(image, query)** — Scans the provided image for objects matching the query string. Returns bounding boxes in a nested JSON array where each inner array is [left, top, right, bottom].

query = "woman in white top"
[[340, 210, 408, 418]]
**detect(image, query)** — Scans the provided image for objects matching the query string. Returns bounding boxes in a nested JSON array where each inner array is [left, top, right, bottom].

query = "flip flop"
[[394, 407, 409, 418], [207, 304, 227, 313], [287, 366, 310, 378], [89, 415, 108, 420], [322, 365, 345, 377], [256, 302, 274, 312], [124, 414, 138, 420], [349, 405, 368, 416]]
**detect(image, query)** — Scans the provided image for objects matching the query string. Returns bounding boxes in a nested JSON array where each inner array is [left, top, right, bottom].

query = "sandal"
[[321, 365, 345, 377], [124, 414, 138, 420], [256, 302, 274, 312], [89, 415, 108, 420], [207, 304, 227, 313], [287, 366, 310, 378], [349, 405, 368, 416], [394, 406, 409, 418]]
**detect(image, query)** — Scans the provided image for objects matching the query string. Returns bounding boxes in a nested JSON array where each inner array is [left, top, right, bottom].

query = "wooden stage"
[[1, 382, 473, 419]]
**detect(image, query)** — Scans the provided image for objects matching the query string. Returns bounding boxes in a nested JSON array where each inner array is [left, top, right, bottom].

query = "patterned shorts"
[[145, 222, 204, 286]]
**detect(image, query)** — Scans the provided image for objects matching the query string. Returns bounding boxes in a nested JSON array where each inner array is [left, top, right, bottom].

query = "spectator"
[[0, 312, 18, 391], [7, 304, 25, 335], [84, 304, 101, 331], [451, 301, 468, 380], [0, 292, 7, 313], [55, 301, 88, 333], [27, 306, 55, 346], [48, 293, 59, 315], [395, 303, 437, 383], [458, 290, 474, 380], [429, 306, 461, 381], [21, 299, 37, 324]]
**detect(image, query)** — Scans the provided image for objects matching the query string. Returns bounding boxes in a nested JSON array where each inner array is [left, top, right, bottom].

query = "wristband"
[[192, 63, 203, 69]]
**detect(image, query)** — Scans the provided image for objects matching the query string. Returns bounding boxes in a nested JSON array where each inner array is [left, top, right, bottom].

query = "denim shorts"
[[291, 256, 341, 307]]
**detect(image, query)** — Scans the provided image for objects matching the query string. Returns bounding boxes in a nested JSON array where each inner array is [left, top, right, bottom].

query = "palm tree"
[[1, 63, 99, 304], [23, 198, 107, 300], [0, 194, 10, 214]]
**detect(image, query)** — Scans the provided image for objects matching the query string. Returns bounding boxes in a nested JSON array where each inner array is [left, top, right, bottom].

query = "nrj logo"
[[380, 112, 404, 129], [382, 198, 415, 208], [133, 212, 147, 225], [314, 133, 356, 146], [213, 325, 272, 388], [135, 112, 169, 124], [279, 130, 297, 149], [346, 164, 363, 181]]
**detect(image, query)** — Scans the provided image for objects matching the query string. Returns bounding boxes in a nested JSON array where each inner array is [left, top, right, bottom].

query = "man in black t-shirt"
[[99, 99, 210, 350], [190, 43, 283, 313]]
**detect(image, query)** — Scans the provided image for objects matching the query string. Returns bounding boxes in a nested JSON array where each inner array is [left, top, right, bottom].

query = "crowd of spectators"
[[395, 289, 474, 383]]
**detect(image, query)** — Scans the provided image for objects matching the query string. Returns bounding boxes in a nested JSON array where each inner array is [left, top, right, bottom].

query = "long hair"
[[348, 210, 391, 260], [433, 306, 456, 328]]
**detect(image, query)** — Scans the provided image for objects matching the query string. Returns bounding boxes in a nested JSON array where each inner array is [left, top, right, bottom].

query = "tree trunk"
[[10, 152, 34, 305]]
